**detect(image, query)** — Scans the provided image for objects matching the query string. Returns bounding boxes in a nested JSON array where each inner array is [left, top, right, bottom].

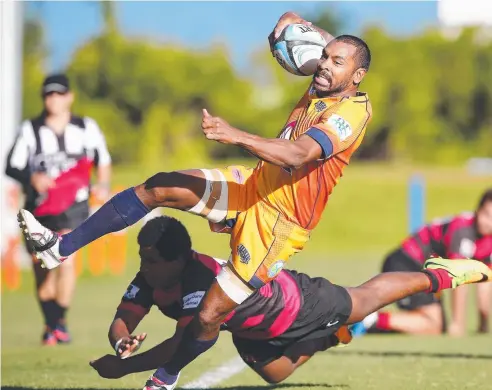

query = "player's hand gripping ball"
[[272, 23, 327, 76]]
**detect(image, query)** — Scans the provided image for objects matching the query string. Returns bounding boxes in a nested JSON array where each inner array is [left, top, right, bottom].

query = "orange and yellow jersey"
[[253, 84, 372, 230]]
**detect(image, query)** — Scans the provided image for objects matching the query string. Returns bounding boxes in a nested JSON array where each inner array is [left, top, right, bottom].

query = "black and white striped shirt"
[[6, 114, 111, 212]]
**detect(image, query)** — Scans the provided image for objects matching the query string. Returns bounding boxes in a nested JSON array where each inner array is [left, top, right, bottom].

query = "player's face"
[[313, 41, 366, 97], [139, 246, 186, 289], [476, 200, 492, 236], [43, 91, 73, 115]]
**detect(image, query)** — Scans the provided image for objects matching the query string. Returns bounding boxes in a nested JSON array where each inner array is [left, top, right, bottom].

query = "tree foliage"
[[21, 8, 492, 168]]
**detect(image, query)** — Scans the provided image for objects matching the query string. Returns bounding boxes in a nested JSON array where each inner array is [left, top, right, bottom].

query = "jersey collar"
[[308, 83, 368, 103]]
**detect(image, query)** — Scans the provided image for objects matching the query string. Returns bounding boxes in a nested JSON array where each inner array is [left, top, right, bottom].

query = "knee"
[[140, 172, 173, 203], [196, 307, 223, 333], [140, 171, 191, 208], [58, 258, 75, 276]]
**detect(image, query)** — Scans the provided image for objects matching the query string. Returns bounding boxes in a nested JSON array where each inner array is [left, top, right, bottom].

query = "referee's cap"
[[42, 74, 70, 96]]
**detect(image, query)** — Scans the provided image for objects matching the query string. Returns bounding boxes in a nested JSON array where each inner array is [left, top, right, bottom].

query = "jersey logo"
[[459, 238, 476, 258], [314, 100, 327, 112], [124, 284, 140, 300], [327, 114, 352, 141], [267, 260, 285, 278], [183, 291, 206, 310], [231, 167, 245, 184], [326, 320, 339, 327], [237, 244, 251, 264]]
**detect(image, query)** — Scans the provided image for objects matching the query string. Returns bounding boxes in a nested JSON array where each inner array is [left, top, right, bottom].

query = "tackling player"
[[20, 11, 373, 388], [88, 216, 491, 389], [351, 188, 492, 337]]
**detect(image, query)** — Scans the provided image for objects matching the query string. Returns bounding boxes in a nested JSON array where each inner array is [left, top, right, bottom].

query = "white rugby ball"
[[273, 24, 327, 76]]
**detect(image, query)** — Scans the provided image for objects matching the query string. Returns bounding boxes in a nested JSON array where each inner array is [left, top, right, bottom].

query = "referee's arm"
[[85, 117, 112, 199], [5, 121, 34, 187]]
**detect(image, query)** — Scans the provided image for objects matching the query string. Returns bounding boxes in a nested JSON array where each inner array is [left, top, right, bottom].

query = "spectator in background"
[[5, 74, 112, 345]]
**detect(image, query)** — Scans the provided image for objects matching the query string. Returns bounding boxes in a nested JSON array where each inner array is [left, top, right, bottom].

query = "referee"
[[5, 74, 112, 345]]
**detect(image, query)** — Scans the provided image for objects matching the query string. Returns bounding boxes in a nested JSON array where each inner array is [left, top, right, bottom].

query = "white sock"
[[362, 312, 379, 328]]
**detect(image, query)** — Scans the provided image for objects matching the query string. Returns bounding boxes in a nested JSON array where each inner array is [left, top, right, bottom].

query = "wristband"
[[114, 338, 124, 354]]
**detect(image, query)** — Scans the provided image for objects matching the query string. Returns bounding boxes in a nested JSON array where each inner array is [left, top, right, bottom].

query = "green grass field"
[[2, 163, 491, 389], [2, 255, 492, 390]]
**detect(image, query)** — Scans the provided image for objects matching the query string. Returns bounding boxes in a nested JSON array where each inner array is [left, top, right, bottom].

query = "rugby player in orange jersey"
[[20, 12, 373, 389]]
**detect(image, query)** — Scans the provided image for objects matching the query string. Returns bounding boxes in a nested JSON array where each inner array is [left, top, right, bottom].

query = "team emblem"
[[267, 260, 285, 278], [232, 168, 244, 184], [237, 244, 251, 264], [124, 284, 140, 300], [314, 100, 327, 112], [327, 114, 352, 141]]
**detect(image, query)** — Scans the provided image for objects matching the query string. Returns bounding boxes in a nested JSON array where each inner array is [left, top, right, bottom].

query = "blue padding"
[[306, 127, 334, 158]]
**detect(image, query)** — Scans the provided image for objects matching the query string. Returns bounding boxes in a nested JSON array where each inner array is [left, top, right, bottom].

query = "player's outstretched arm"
[[119, 324, 186, 374], [109, 310, 147, 359], [202, 109, 322, 169], [91, 324, 186, 379], [235, 133, 322, 169], [268, 11, 334, 50]]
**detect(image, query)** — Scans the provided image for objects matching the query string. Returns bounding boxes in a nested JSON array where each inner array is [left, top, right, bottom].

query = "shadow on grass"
[[332, 350, 492, 360], [2, 384, 348, 390]]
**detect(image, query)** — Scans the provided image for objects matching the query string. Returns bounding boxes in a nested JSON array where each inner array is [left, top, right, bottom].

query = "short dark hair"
[[477, 188, 492, 210], [335, 35, 371, 71], [137, 216, 192, 261]]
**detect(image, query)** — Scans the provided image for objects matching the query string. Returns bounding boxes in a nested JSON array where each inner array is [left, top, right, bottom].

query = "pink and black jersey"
[[401, 213, 492, 265], [116, 251, 349, 341]]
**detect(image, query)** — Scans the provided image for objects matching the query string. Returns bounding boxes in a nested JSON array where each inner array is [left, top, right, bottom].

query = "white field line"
[[181, 356, 247, 389]]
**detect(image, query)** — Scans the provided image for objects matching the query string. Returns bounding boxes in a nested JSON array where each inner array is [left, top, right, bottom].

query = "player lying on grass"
[[351, 188, 492, 337], [19, 12, 372, 389], [88, 216, 492, 389]]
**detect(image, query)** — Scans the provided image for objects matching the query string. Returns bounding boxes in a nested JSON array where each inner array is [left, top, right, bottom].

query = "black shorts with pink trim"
[[231, 273, 352, 367]]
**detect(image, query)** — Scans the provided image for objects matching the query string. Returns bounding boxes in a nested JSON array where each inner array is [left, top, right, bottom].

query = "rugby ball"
[[273, 24, 327, 76]]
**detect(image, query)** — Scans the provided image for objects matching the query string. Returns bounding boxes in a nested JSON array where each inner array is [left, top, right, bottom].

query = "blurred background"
[[1, 2, 491, 388], [3, 0, 491, 273]]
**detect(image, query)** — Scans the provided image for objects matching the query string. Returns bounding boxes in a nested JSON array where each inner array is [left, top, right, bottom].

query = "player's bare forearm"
[[108, 318, 132, 349], [234, 132, 321, 169], [201, 110, 321, 166], [122, 334, 182, 374], [109, 310, 141, 348]]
